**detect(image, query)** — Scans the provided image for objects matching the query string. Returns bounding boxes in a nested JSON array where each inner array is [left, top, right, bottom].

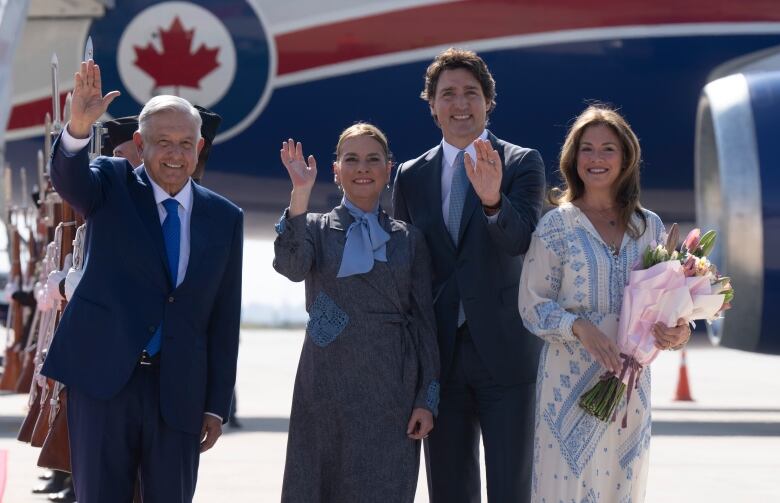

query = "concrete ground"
[[1, 330, 778, 502]]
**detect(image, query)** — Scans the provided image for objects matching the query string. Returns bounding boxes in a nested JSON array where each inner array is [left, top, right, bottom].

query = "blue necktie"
[[145, 198, 180, 356], [447, 151, 468, 326], [448, 150, 467, 245]]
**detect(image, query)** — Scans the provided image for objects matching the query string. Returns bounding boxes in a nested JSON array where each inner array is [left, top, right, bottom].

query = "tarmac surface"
[[1, 330, 779, 502]]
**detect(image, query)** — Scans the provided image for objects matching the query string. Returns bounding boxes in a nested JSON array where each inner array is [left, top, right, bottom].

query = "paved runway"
[[1, 330, 778, 502]]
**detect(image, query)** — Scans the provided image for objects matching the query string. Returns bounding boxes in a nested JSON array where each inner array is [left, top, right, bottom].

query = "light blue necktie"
[[145, 198, 180, 356], [448, 150, 468, 245], [447, 151, 468, 326], [337, 198, 390, 278]]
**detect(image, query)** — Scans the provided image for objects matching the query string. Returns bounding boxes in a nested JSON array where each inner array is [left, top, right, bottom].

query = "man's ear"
[[132, 131, 144, 154], [196, 137, 205, 156]]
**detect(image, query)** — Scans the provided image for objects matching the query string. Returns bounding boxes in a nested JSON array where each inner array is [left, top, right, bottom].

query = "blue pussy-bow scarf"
[[337, 197, 391, 278]]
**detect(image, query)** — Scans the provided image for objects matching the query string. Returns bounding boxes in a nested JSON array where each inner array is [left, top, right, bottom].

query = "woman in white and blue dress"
[[518, 105, 691, 502], [273, 123, 440, 502]]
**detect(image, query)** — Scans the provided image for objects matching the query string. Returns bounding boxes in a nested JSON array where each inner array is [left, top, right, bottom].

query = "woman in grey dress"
[[273, 123, 440, 502]]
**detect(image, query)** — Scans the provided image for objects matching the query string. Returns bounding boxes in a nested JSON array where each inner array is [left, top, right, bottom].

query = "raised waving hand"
[[280, 139, 317, 217], [69, 60, 120, 138], [464, 139, 502, 208]]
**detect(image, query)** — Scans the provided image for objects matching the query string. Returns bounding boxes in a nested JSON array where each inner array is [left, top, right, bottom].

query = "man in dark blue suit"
[[392, 48, 545, 502], [41, 60, 243, 503]]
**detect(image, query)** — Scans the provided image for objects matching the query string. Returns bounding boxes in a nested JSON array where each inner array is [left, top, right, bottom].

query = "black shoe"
[[32, 471, 68, 494], [48, 485, 76, 503], [38, 470, 54, 481]]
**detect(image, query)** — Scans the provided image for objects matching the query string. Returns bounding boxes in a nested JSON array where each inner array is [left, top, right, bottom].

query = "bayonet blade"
[[4, 165, 12, 212], [63, 92, 72, 124], [37, 150, 45, 204], [20, 168, 27, 210], [84, 36, 93, 62], [51, 53, 61, 130], [44, 113, 52, 160]]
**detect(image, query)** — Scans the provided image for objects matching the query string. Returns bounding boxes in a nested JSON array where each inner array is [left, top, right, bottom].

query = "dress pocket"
[[306, 291, 349, 347]]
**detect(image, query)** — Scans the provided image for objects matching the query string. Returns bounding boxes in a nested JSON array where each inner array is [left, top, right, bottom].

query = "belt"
[[138, 350, 160, 367]]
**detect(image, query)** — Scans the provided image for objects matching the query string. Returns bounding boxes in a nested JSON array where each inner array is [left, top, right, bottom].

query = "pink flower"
[[682, 255, 697, 277], [684, 228, 701, 252]]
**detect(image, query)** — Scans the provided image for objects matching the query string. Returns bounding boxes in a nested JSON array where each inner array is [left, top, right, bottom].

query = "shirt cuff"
[[61, 122, 92, 154], [205, 411, 223, 422], [485, 209, 501, 223]]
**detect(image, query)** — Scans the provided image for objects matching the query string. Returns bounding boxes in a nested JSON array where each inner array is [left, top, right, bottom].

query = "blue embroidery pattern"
[[306, 292, 348, 347], [542, 362, 608, 477], [425, 380, 440, 415], [524, 206, 660, 501]]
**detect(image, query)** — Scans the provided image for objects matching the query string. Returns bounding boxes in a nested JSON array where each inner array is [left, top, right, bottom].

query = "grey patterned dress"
[[273, 204, 440, 503]]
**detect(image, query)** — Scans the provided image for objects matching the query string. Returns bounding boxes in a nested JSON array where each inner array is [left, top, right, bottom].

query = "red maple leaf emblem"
[[134, 16, 220, 90]]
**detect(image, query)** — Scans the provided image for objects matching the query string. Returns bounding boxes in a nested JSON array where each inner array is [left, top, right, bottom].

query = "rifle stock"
[[38, 382, 71, 472], [36, 201, 77, 471], [17, 381, 41, 442], [18, 244, 57, 443], [15, 307, 42, 394], [0, 229, 24, 390]]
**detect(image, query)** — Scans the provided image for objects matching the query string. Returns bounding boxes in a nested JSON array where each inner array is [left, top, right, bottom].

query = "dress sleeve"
[[649, 211, 666, 243], [272, 209, 316, 282], [408, 228, 441, 416], [518, 211, 579, 344]]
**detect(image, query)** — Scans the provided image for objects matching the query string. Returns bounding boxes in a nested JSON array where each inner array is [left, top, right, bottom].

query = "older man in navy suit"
[[392, 48, 545, 502], [41, 60, 243, 503]]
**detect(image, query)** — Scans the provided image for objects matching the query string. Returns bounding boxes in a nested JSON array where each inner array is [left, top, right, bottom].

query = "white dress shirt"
[[61, 125, 192, 286], [439, 130, 499, 224]]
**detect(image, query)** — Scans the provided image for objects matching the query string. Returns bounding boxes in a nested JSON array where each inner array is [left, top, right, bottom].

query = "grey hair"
[[137, 95, 202, 140]]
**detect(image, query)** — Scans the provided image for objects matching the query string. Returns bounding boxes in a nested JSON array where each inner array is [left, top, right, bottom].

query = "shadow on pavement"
[[223, 416, 290, 433], [652, 420, 780, 436], [0, 415, 24, 438], [653, 407, 780, 413]]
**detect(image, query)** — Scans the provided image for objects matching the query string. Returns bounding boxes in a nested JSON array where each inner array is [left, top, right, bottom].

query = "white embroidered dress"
[[519, 203, 664, 503]]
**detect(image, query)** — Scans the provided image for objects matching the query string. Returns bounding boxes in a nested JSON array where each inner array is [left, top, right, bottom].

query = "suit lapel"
[[130, 167, 172, 289], [458, 131, 506, 243], [415, 145, 456, 255]]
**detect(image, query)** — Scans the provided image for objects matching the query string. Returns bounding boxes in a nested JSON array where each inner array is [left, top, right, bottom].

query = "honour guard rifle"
[[38, 39, 96, 472], [14, 152, 47, 394], [0, 166, 24, 391]]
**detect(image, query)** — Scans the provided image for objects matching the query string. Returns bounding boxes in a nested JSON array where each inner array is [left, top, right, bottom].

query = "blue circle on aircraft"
[[88, 0, 273, 141]]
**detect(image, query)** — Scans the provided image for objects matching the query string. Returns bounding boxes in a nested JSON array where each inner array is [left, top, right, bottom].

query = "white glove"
[[38, 282, 53, 311], [64, 267, 83, 302], [3, 280, 18, 303], [45, 254, 73, 304], [33, 281, 45, 304]]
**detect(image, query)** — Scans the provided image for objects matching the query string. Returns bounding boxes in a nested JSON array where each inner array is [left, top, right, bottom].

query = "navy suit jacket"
[[41, 138, 243, 435], [392, 132, 545, 384]]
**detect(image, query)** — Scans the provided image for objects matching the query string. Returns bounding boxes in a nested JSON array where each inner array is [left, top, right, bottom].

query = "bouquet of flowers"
[[579, 224, 734, 425]]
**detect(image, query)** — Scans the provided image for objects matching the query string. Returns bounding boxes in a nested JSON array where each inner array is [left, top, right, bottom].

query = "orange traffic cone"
[[674, 348, 694, 401]]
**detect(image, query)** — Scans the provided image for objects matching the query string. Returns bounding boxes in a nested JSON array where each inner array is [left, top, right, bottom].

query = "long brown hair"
[[549, 105, 647, 238]]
